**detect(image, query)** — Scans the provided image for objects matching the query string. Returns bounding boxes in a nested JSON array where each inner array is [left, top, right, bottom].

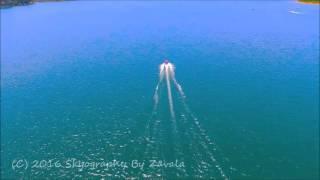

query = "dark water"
[[1, 1, 319, 179]]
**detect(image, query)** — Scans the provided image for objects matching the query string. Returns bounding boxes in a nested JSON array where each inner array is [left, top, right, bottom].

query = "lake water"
[[1, 1, 319, 179]]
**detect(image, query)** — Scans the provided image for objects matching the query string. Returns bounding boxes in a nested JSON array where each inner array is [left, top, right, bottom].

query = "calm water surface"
[[1, 1, 319, 179]]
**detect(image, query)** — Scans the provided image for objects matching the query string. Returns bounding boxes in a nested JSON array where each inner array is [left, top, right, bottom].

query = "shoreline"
[[297, 0, 320, 5], [2, 0, 320, 8], [0, 0, 64, 8]]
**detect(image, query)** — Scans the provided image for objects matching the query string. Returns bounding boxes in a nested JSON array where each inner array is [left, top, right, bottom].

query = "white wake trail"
[[146, 61, 232, 178], [171, 70, 229, 179], [152, 64, 165, 113], [153, 83, 160, 112], [166, 67, 175, 119], [172, 78, 186, 99], [166, 64, 187, 176], [179, 97, 228, 179]]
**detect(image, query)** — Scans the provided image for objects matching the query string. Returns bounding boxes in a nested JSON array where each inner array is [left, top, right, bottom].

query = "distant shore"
[[0, 0, 64, 8], [298, 0, 320, 5], [1, 0, 319, 8]]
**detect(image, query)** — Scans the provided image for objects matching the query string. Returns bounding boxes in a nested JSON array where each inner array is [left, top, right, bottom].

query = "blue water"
[[1, 1, 319, 179]]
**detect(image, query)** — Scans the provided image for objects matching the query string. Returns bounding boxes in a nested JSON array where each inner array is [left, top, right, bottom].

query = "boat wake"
[[141, 60, 233, 179]]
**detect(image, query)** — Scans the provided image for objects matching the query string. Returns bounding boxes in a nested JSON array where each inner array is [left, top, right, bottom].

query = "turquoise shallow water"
[[1, 1, 319, 179]]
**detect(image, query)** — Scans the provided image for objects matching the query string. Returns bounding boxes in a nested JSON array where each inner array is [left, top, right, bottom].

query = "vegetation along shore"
[[298, 0, 320, 5]]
